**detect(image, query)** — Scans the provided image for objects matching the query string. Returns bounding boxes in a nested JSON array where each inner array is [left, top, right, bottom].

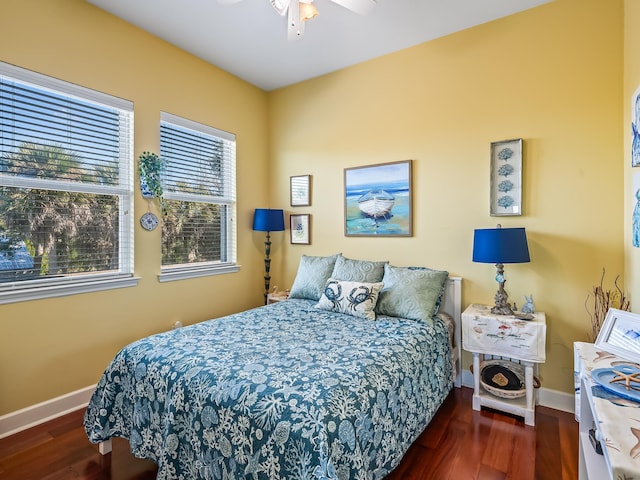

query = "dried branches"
[[585, 268, 630, 342]]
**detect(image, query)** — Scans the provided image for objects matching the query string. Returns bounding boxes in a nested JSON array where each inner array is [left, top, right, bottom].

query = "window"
[[159, 112, 237, 282], [0, 62, 135, 303]]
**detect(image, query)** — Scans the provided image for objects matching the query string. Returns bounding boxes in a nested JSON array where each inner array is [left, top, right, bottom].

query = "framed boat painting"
[[344, 160, 412, 237]]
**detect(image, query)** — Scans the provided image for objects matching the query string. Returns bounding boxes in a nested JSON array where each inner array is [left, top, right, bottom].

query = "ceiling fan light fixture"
[[299, 0, 319, 21]]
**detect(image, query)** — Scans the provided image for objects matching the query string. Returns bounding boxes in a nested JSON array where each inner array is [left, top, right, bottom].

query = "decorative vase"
[[140, 174, 155, 198]]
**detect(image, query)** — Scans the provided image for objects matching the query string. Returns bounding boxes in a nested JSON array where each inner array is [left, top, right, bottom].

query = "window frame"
[[158, 112, 238, 283], [0, 62, 137, 304]]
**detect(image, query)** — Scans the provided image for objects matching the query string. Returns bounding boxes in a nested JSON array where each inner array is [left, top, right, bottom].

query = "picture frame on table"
[[490, 139, 523, 216], [596, 308, 640, 363], [290, 214, 310, 244], [343, 160, 412, 237], [290, 175, 311, 207]]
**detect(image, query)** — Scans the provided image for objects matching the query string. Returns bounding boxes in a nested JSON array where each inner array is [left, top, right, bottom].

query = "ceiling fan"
[[218, 0, 377, 41]]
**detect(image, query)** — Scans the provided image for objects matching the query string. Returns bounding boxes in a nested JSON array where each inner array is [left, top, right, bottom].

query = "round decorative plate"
[[140, 212, 159, 231], [591, 366, 640, 403]]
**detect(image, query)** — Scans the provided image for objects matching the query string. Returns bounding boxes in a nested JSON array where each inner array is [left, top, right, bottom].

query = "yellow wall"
[[0, 0, 628, 415], [269, 0, 624, 395], [0, 0, 271, 415], [625, 3, 640, 306]]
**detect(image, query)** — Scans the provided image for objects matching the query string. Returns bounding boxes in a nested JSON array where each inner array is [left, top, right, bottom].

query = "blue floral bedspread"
[[84, 299, 453, 480]]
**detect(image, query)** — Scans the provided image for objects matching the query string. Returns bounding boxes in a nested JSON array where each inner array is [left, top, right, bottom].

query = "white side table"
[[462, 303, 546, 426]]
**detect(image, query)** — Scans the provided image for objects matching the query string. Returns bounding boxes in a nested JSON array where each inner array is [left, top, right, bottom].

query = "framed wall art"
[[490, 139, 523, 216], [632, 85, 640, 167], [290, 214, 310, 244], [290, 175, 311, 206], [344, 160, 412, 237], [633, 172, 640, 248], [596, 308, 640, 363]]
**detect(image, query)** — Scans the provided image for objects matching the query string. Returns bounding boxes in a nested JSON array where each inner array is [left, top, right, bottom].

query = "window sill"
[[0, 275, 140, 305], [158, 264, 240, 283]]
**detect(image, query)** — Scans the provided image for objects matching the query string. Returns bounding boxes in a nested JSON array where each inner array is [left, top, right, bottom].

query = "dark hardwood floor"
[[0, 387, 578, 480]]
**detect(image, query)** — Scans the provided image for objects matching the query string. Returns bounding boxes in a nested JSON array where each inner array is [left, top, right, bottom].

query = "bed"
[[84, 254, 462, 480]]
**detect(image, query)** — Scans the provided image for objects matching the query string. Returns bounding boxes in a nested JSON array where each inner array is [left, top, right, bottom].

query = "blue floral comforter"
[[84, 299, 453, 480]]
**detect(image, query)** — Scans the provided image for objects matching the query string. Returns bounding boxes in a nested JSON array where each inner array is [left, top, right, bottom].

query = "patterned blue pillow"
[[316, 278, 384, 321], [330, 255, 387, 283], [288, 254, 340, 301], [375, 264, 448, 321]]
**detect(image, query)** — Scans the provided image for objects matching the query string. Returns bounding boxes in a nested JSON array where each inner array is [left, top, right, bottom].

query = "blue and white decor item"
[[521, 294, 535, 313], [490, 139, 523, 216], [632, 85, 640, 167], [633, 172, 640, 248], [138, 151, 164, 199], [140, 212, 159, 231]]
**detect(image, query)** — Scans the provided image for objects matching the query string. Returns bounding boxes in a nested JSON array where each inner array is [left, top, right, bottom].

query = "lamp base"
[[491, 279, 514, 316], [491, 304, 514, 316]]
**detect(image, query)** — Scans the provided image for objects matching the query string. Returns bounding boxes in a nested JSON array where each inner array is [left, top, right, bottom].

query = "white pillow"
[[316, 278, 383, 321]]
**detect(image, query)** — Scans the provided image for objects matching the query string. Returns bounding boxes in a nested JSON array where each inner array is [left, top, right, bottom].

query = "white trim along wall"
[[0, 385, 95, 439]]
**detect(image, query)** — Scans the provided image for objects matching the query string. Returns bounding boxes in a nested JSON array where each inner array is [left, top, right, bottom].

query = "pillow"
[[330, 255, 387, 283], [288, 254, 340, 301], [316, 278, 384, 321], [375, 264, 449, 321]]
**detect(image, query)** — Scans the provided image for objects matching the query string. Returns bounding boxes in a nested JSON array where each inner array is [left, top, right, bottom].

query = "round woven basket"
[[479, 359, 529, 399]]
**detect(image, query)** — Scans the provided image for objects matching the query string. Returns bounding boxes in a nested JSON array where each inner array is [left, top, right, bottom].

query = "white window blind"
[[0, 62, 135, 303], [159, 112, 237, 281]]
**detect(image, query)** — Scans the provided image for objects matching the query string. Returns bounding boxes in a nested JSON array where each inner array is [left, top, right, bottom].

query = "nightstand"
[[462, 303, 546, 426]]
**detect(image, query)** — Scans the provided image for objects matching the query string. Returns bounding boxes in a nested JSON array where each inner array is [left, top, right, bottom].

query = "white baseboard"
[[538, 386, 575, 414], [460, 368, 574, 414], [0, 385, 95, 439]]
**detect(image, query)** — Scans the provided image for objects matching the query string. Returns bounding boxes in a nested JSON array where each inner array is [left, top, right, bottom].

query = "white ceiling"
[[86, 0, 552, 91]]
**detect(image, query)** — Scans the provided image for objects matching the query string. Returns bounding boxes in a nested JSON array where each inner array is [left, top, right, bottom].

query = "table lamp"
[[472, 225, 530, 315], [253, 208, 285, 304]]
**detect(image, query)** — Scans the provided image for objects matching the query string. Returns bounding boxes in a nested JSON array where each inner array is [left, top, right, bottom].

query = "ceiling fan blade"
[[287, 0, 305, 41], [329, 0, 376, 15], [271, 0, 291, 15]]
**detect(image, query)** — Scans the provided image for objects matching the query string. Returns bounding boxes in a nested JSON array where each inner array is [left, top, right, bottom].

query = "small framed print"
[[290, 214, 310, 244], [290, 175, 311, 207], [596, 308, 640, 363], [490, 139, 523, 216]]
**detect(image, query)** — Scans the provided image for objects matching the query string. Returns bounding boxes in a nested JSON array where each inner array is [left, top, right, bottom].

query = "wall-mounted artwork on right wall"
[[632, 85, 640, 167], [633, 172, 640, 248]]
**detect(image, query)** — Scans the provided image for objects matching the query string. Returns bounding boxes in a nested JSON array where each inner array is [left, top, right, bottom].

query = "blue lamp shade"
[[472, 227, 530, 264], [253, 209, 285, 232]]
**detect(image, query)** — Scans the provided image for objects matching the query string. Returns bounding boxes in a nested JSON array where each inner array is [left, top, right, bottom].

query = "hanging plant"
[[138, 151, 164, 199]]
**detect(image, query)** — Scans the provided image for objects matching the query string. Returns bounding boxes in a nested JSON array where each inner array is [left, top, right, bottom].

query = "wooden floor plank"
[[0, 387, 578, 480]]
